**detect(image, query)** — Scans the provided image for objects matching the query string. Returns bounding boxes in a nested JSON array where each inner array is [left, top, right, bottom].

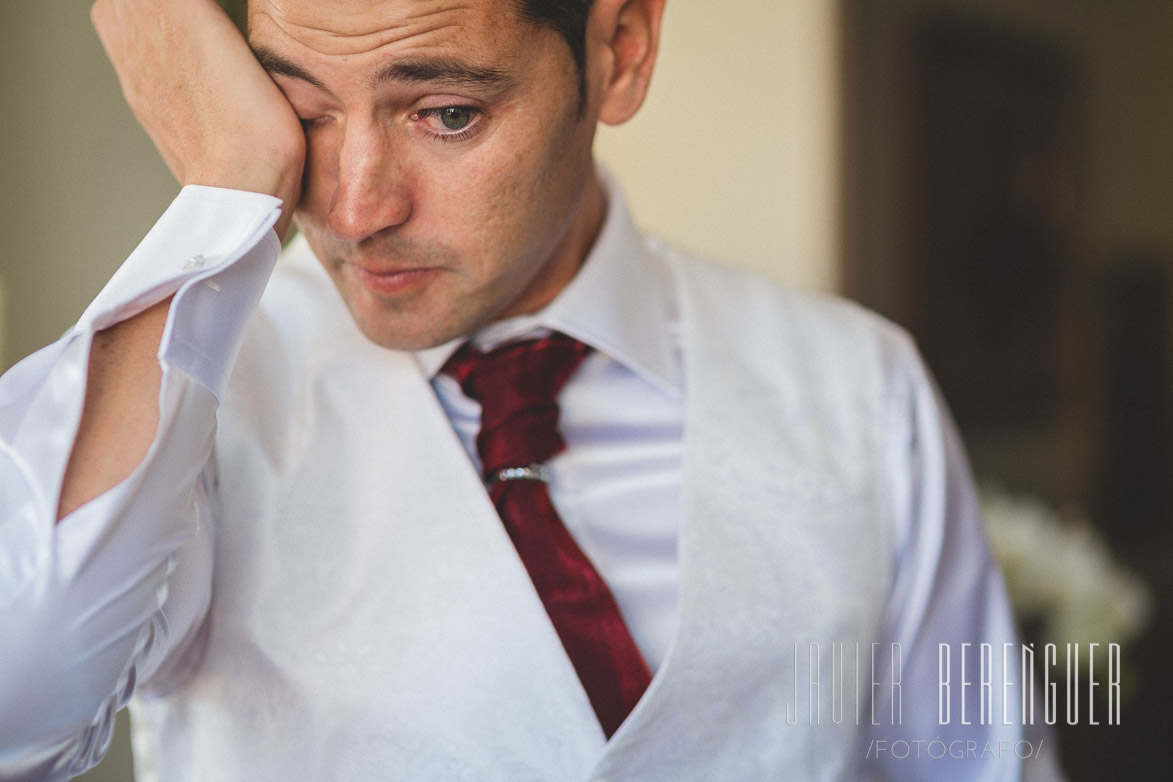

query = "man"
[[0, 1, 1059, 780]]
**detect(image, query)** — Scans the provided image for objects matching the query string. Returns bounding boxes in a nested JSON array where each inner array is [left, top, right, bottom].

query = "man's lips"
[[344, 263, 441, 296]]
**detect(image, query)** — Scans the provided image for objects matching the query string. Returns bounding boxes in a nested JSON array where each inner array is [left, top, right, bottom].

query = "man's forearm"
[[57, 296, 170, 519]]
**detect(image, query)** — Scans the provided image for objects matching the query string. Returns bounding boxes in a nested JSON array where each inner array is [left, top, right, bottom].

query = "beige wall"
[[0, 3, 178, 373], [596, 0, 843, 291]]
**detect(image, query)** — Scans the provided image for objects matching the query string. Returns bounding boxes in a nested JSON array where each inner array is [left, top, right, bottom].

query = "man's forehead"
[[247, 0, 534, 64], [246, 0, 559, 98], [248, 0, 518, 37]]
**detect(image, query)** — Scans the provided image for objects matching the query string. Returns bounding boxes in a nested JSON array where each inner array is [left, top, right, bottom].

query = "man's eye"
[[414, 105, 484, 142], [438, 106, 474, 131], [416, 106, 482, 139]]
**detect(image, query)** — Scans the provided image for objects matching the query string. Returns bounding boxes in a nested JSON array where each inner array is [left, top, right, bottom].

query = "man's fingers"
[[90, 1, 118, 59]]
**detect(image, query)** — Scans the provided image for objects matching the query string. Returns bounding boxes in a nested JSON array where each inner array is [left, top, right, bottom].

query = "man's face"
[[249, 0, 602, 350]]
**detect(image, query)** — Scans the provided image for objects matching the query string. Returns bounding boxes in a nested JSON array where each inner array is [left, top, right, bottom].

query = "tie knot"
[[442, 333, 591, 478]]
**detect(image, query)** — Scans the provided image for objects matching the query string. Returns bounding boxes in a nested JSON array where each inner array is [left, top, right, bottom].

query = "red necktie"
[[442, 333, 652, 738]]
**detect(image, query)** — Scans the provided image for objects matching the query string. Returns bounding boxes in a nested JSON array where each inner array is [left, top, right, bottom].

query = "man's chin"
[[347, 307, 474, 353]]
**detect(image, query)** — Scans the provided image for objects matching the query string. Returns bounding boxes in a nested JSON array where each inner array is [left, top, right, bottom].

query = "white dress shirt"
[[0, 181, 1063, 781]]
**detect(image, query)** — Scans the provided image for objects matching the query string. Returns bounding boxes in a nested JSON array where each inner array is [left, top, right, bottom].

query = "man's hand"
[[92, 0, 304, 238]]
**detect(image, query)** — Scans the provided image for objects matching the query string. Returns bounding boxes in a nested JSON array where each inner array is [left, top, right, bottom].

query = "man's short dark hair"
[[512, 0, 596, 116]]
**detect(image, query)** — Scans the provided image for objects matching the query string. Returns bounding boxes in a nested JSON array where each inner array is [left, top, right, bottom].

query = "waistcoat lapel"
[[592, 254, 889, 781]]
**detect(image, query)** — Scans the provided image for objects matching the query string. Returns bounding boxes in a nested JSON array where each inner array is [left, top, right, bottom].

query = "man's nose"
[[327, 120, 412, 243]]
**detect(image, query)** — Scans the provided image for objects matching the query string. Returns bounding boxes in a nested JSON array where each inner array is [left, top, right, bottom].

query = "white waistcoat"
[[131, 237, 920, 782]]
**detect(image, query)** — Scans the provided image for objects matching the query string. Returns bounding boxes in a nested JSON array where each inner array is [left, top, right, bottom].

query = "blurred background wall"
[[0, 3, 180, 374], [842, 2, 1173, 777], [2, 1, 1170, 781]]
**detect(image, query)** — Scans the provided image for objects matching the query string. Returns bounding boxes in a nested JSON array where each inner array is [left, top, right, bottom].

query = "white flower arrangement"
[[979, 483, 1152, 672]]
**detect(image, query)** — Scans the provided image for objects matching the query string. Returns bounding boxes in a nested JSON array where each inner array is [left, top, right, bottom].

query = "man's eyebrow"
[[372, 59, 516, 92], [250, 47, 515, 95], [251, 45, 326, 90]]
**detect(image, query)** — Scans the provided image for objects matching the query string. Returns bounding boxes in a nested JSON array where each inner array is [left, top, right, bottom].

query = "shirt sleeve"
[[860, 332, 1066, 781], [0, 186, 282, 781]]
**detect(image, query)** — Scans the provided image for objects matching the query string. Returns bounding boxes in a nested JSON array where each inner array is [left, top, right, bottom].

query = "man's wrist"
[[186, 148, 303, 238]]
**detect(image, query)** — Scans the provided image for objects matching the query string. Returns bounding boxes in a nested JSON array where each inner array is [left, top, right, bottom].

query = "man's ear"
[[590, 0, 667, 126]]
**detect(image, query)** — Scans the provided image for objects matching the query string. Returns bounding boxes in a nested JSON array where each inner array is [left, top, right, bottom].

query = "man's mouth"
[[344, 263, 442, 297]]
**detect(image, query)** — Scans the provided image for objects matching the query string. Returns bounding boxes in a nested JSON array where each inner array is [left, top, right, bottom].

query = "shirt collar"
[[416, 173, 682, 397]]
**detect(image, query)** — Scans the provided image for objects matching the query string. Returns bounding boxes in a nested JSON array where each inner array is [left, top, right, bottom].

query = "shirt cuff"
[[76, 185, 284, 397]]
